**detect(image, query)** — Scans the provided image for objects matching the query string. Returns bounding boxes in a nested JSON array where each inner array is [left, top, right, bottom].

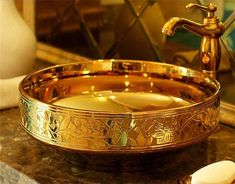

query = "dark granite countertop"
[[0, 107, 234, 184]]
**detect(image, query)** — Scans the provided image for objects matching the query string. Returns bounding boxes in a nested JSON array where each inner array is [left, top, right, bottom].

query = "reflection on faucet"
[[162, 17, 203, 36], [162, 3, 225, 79]]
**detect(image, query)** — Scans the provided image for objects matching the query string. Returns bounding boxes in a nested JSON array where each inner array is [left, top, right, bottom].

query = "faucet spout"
[[162, 17, 204, 36]]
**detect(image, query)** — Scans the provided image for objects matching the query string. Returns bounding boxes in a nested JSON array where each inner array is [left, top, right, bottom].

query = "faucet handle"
[[186, 3, 217, 18]]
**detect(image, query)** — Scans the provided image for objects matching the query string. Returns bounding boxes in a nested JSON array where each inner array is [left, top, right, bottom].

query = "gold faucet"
[[162, 3, 225, 78]]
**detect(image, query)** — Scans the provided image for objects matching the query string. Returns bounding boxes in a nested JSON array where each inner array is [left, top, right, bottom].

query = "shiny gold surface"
[[19, 60, 220, 153], [162, 3, 225, 78]]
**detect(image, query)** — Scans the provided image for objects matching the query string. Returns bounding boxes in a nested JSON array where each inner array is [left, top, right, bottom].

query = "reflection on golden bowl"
[[19, 60, 220, 154]]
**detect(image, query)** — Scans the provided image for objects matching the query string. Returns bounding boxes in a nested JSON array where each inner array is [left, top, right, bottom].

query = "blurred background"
[[15, 0, 235, 64]]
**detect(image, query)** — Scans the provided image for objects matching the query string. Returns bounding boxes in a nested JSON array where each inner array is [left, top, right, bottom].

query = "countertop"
[[0, 107, 235, 184]]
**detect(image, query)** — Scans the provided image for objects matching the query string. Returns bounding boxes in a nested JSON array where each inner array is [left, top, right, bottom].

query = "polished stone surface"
[[0, 162, 39, 184], [0, 107, 234, 183]]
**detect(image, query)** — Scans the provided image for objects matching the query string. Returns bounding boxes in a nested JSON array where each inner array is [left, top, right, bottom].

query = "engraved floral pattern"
[[19, 95, 220, 152]]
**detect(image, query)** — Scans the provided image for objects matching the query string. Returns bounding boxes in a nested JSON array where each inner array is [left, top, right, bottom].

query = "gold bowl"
[[19, 60, 220, 154]]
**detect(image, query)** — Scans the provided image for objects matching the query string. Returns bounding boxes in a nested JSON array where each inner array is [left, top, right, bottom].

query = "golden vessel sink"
[[19, 60, 220, 155]]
